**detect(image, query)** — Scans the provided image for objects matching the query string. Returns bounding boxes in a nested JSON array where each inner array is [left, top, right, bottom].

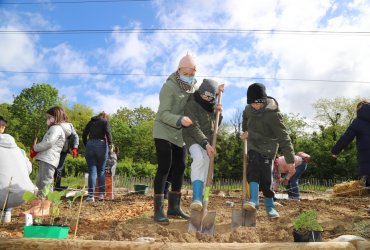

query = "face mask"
[[179, 74, 195, 84], [47, 116, 55, 126]]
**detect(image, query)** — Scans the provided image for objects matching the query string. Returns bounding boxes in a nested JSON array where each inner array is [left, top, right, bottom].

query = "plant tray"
[[24, 225, 69, 239]]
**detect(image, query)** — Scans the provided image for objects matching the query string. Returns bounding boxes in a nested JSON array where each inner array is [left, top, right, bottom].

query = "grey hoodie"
[[0, 134, 36, 208]]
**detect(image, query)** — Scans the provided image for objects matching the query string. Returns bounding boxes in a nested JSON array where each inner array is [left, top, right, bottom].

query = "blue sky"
[[1, 0, 370, 125]]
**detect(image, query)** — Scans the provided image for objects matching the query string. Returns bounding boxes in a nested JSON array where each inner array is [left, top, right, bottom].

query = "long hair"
[[46, 106, 68, 124]]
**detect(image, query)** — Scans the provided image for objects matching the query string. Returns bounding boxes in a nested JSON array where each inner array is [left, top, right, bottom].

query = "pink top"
[[273, 152, 310, 191]]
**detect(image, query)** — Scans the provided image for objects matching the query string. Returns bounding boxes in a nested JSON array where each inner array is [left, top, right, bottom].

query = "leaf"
[[47, 191, 62, 203], [72, 191, 85, 202], [22, 191, 36, 203]]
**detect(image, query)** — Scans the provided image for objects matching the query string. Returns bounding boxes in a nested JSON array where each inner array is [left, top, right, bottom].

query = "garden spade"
[[231, 139, 256, 228], [188, 92, 222, 236]]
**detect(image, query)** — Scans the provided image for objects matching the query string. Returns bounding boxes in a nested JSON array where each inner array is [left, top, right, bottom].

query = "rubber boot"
[[190, 180, 203, 211], [154, 194, 169, 224], [243, 182, 259, 211], [167, 191, 190, 220], [264, 197, 280, 218]]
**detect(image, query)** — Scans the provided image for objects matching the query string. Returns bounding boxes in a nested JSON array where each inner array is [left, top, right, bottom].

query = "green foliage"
[[63, 155, 87, 177], [10, 83, 61, 146], [115, 158, 156, 177], [293, 210, 323, 232]]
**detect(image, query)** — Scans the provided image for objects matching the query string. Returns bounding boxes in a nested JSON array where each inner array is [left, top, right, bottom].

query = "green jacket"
[[182, 93, 219, 150], [242, 97, 295, 163], [153, 73, 196, 147]]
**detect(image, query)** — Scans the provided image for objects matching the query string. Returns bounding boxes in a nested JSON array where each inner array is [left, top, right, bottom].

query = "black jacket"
[[82, 116, 112, 146], [332, 103, 370, 176]]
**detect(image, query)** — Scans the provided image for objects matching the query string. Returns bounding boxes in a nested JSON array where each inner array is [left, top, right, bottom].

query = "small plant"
[[293, 210, 323, 232], [23, 184, 81, 226]]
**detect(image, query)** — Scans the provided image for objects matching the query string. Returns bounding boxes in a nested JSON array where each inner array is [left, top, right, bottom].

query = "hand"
[[240, 131, 248, 140], [284, 178, 290, 187], [105, 168, 112, 176], [181, 116, 193, 127], [216, 104, 222, 112], [72, 148, 78, 158], [30, 145, 37, 159], [217, 83, 225, 93], [205, 144, 215, 157], [332, 154, 337, 159]]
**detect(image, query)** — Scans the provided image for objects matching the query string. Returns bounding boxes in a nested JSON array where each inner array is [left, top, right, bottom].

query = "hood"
[[265, 97, 279, 111], [357, 103, 370, 123], [0, 134, 18, 148], [60, 122, 73, 138]]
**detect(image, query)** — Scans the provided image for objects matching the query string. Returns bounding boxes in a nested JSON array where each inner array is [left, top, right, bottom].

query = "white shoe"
[[85, 196, 95, 202], [98, 194, 105, 202], [190, 200, 203, 211]]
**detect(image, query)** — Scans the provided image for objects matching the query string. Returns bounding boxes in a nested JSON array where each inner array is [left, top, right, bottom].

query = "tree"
[[10, 83, 61, 146]]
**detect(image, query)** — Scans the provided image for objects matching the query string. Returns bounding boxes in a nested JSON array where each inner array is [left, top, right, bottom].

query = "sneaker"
[[85, 196, 95, 202], [98, 194, 105, 202], [2, 211, 11, 223], [190, 200, 203, 211]]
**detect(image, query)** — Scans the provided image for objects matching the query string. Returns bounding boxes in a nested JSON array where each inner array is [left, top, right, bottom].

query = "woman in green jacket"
[[152, 53, 197, 224]]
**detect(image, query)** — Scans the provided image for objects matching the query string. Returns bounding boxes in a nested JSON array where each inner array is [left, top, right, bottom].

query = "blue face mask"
[[179, 74, 195, 84]]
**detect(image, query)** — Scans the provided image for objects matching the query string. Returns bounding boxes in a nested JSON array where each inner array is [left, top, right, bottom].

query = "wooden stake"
[[74, 185, 85, 238]]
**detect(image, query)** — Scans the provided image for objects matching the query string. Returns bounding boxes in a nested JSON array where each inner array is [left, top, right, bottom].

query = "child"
[[30, 107, 71, 195], [105, 145, 119, 177], [332, 100, 370, 192], [273, 152, 311, 200], [54, 111, 79, 191], [182, 79, 224, 211], [241, 83, 295, 218]]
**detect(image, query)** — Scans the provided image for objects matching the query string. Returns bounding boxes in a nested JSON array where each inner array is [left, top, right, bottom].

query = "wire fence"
[[114, 176, 351, 192]]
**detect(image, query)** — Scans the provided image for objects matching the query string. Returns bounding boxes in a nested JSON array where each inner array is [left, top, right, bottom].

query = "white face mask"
[[47, 116, 55, 126]]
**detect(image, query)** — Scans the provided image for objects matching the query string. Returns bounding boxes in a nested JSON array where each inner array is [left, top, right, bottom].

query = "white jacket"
[[34, 123, 71, 167], [0, 134, 37, 208]]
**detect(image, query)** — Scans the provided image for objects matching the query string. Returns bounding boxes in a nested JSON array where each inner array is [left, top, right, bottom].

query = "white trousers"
[[189, 144, 210, 183]]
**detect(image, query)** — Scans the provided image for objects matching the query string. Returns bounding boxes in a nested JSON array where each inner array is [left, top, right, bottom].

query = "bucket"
[[134, 184, 149, 195], [293, 229, 322, 242]]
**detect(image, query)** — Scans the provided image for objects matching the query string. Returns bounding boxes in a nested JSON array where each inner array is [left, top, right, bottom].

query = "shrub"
[[293, 210, 323, 232]]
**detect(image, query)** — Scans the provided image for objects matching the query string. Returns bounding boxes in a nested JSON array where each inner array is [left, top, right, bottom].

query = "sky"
[[1, 0, 370, 125]]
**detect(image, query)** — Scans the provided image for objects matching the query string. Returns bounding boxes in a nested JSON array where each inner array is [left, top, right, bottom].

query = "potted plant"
[[292, 210, 323, 242], [22, 185, 84, 239]]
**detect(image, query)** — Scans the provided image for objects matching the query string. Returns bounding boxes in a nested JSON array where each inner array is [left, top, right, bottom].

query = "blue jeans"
[[85, 139, 108, 196], [286, 162, 307, 199]]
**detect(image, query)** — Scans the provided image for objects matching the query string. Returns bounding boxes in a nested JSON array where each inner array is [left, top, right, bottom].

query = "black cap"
[[247, 83, 267, 104], [199, 79, 218, 99]]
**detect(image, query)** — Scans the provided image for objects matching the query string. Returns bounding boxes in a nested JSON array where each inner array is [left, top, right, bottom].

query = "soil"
[[1, 190, 370, 243]]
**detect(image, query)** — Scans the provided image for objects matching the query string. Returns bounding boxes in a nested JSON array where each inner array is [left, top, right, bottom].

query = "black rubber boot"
[[167, 192, 190, 220], [154, 194, 169, 224]]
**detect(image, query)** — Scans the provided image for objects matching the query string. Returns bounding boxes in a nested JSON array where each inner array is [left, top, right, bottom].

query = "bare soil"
[[1, 190, 369, 243]]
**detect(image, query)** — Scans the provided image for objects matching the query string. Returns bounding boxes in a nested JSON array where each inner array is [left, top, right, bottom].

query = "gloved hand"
[[72, 148, 78, 158], [30, 145, 37, 159]]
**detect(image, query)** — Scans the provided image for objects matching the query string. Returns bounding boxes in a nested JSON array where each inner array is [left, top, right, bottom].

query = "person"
[[273, 152, 311, 200], [83, 112, 113, 202], [332, 100, 370, 192], [241, 83, 295, 218], [54, 112, 79, 191], [28, 107, 70, 216], [30, 107, 70, 195], [152, 53, 197, 224], [0, 117, 37, 223], [182, 79, 224, 211], [105, 145, 118, 177]]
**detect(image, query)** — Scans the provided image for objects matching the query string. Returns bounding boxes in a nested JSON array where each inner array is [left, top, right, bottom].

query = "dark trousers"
[[247, 150, 274, 198], [154, 138, 186, 194], [54, 151, 68, 189]]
